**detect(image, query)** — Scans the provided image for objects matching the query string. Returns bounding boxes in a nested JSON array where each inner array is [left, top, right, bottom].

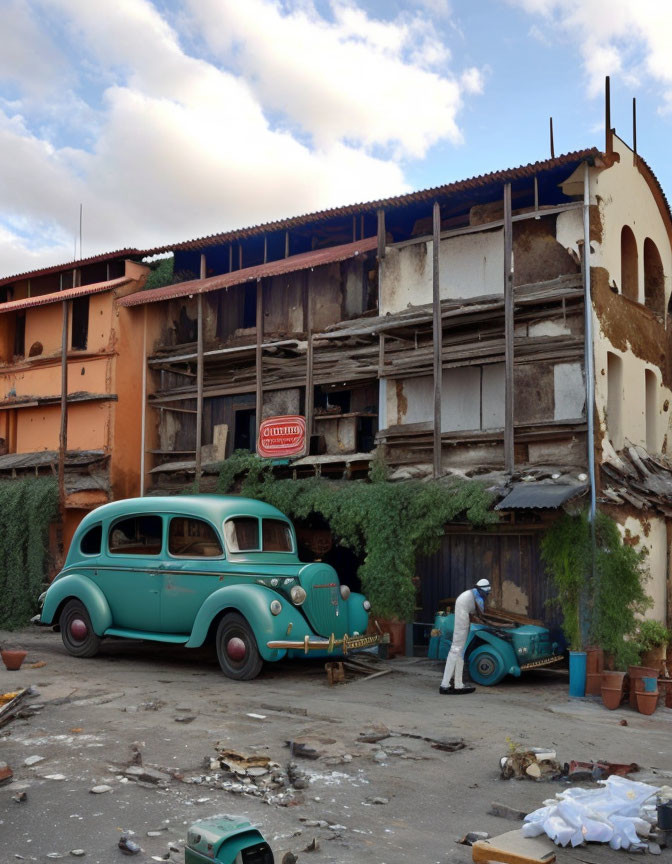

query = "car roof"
[[75, 495, 290, 534]]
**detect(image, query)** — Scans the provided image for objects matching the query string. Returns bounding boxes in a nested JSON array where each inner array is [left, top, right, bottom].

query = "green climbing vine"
[[215, 451, 497, 619], [541, 509, 651, 667], [0, 477, 59, 630]]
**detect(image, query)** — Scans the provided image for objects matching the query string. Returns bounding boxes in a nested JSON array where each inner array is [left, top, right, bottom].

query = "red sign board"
[[258, 415, 306, 458]]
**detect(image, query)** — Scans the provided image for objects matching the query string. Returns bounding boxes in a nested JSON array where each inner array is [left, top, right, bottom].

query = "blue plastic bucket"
[[569, 651, 587, 698], [642, 676, 658, 693]]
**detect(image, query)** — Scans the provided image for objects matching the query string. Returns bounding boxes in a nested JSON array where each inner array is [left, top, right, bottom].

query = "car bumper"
[[267, 632, 381, 655], [519, 654, 564, 671]]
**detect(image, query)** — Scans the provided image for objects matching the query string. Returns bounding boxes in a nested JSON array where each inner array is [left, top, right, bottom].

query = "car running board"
[[104, 628, 190, 644]]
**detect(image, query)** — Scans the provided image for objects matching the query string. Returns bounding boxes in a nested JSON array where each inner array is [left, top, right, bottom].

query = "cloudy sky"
[[1, 0, 671, 278]]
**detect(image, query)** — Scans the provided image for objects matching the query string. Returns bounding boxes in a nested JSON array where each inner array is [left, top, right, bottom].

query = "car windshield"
[[262, 519, 293, 552], [224, 517, 260, 552]]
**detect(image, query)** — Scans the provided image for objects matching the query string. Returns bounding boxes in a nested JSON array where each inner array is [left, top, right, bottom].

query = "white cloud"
[[0, 0, 483, 278], [508, 0, 672, 104]]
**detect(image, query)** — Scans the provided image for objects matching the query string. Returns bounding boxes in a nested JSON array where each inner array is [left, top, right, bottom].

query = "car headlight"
[[38, 591, 47, 608], [290, 585, 307, 605], [340, 585, 351, 600], [270, 599, 283, 616], [363, 600, 371, 612]]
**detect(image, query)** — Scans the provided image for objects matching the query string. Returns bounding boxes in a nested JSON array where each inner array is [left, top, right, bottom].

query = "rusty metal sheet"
[[118, 237, 378, 307], [494, 482, 587, 510], [0, 276, 133, 314]]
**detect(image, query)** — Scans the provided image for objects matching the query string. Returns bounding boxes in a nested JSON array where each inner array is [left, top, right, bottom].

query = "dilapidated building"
[[4, 120, 672, 642], [0, 253, 153, 550], [111, 129, 672, 642]]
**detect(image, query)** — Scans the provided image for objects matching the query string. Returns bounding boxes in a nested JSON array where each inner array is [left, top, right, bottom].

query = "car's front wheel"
[[59, 599, 101, 658], [215, 612, 263, 680], [467, 645, 507, 686]]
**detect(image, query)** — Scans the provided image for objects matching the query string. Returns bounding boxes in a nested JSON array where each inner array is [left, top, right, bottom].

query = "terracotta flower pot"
[[601, 686, 624, 710], [636, 691, 658, 716], [601, 670, 626, 688], [1, 649, 27, 671], [586, 647, 604, 675], [628, 666, 658, 707], [586, 673, 603, 696]]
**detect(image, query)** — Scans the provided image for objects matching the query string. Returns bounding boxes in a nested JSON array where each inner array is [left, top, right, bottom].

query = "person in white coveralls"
[[439, 578, 491, 695]]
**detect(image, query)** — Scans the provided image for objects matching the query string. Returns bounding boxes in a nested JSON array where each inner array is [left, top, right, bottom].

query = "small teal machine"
[[428, 612, 562, 685], [185, 816, 273, 864]]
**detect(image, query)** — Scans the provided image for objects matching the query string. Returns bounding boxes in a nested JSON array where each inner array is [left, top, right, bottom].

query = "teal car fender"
[[186, 584, 318, 662], [465, 627, 521, 677], [41, 574, 113, 636], [345, 592, 370, 637]]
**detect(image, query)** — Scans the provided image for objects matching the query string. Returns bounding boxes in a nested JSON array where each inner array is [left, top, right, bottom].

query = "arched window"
[[621, 226, 638, 301], [607, 352, 623, 450], [644, 238, 664, 317], [645, 369, 658, 452]]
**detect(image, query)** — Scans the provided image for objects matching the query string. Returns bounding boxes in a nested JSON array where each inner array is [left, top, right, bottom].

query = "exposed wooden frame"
[[377, 209, 386, 261], [503, 182, 514, 474], [432, 201, 442, 479], [194, 254, 205, 490]]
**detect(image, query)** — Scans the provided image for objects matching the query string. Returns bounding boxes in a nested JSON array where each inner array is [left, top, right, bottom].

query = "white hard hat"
[[476, 579, 491, 594]]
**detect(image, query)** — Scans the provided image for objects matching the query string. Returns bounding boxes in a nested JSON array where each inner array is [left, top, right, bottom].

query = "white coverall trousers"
[[441, 588, 480, 690]]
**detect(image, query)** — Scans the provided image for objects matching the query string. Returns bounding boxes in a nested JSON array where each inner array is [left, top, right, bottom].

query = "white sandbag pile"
[[522, 775, 659, 851]]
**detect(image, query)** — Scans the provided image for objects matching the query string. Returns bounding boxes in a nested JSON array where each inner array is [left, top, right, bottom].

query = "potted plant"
[[634, 620, 670, 676]]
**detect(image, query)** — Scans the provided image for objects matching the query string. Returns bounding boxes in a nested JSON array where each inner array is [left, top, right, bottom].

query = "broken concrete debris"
[[489, 802, 527, 821], [89, 784, 113, 794], [457, 831, 490, 846]]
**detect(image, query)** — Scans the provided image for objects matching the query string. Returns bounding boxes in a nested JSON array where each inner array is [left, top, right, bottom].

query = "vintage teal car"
[[39, 496, 378, 680]]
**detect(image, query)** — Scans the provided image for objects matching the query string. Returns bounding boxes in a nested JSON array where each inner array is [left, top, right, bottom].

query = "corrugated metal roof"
[[495, 482, 587, 510], [0, 249, 141, 289], [139, 148, 601, 255], [0, 276, 133, 314], [118, 236, 378, 307]]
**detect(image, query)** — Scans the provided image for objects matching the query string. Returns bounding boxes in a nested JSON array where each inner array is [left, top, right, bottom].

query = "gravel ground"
[[1, 627, 672, 864]]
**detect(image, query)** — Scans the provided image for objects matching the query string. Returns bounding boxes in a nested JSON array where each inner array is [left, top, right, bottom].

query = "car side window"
[[224, 517, 260, 552], [169, 517, 223, 558], [262, 519, 293, 552], [80, 524, 102, 556], [109, 515, 163, 556]]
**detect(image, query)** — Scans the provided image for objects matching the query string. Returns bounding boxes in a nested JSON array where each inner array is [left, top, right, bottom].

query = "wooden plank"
[[432, 201, 442, 479], [255, 279, 263, 442], [503, 182, 514, 474], [194, 254, 205, 491], [305, 272, 314, 451], [377, 208, 386, 261]]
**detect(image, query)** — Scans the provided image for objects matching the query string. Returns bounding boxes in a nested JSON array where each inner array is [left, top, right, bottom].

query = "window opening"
[[168, 517, 223, 557], [233, 408, 256, 452], [644, 238, 665, 317], [262, 519, 293, 552], [242, 283, 257, 328], [14, 313, 25, 358], [80, 524, 102, 556], [607, 352, 623, 450], [224, 517, 260, 552], [109, 515, 162, 555], [620, 226, 638, 301], [645, 369, 658, 452], [71, 295, 89, 350]]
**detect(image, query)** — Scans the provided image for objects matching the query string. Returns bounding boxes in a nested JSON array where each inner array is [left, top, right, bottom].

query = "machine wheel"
[[59, 600, 102, 658], [215, 613, 263, 681], [468, 645, 507, 686]]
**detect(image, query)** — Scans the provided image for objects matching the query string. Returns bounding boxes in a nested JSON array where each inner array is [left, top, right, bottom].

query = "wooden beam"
[[377, 209, 386, 261], [255, 278, 263, 443], [140, 304, 147, 496], [305, 274, 314, 455], [503, 182, 514, 474], [58, 295, 69, 523], [285, 231, 290, 258], [194, 254, 205, 490], [432, 201, 442, 479]]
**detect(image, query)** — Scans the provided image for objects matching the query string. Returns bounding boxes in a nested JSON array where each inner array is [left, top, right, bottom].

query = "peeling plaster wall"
[[585, 137, 672, 457], [620, 514, 667, 623], [380, 230, 504, 315]]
